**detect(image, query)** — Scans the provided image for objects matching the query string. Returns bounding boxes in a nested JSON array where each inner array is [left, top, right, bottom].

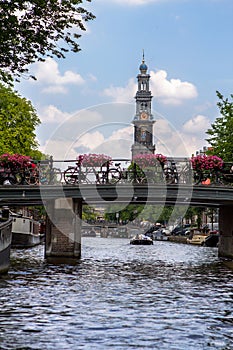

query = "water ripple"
[[0, 238, 232, 349]]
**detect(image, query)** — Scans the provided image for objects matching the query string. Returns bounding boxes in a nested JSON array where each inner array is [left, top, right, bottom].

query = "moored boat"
[[203, 231, 219, 247], [186, 229, 209, 246], [130, 234, 153, 245], [0, 207, 12, 274], [11, 213, 42, 248]]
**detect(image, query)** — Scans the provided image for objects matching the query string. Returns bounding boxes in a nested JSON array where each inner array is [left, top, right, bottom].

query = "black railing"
[[0, 157, 233, 186]]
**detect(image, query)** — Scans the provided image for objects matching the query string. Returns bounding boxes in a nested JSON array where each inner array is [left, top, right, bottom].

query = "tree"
[[104, 204, 145, 224], [82, 205, 98, 223], [0, 0, 95, 82], [206, 91, 233, 162], [0, 83, 41, 156]]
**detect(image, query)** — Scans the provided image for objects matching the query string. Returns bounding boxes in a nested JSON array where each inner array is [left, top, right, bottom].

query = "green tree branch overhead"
[[206, 91, 233, 162], [0, 0, 95, 82], [0, 83, 42, 157]]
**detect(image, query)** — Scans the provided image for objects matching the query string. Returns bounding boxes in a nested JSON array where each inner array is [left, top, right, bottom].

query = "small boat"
[[130, 234, 153, 245], [204, 231, 219, 247], [186, 229, 209, 246], [11, 213, 43, 248], [0, 207, 12, 274]]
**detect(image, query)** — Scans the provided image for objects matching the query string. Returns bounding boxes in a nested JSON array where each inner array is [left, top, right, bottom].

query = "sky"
[[15, 0, 233, 163]]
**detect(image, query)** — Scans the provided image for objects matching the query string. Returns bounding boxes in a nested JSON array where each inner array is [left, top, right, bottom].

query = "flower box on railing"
[[78, 153, 112, 168], [132, 153, 167, 169], [190, 155, 224, 171], [0, 153, 32, 170]]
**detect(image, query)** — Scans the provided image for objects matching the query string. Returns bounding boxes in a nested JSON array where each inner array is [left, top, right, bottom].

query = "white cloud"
[[150, 70, 198, 105], [37, 105, 209, 160], [40, 139, 78, 163], [38, 105, 103, 125], [182, 114, 210, 134], [103, 78, 136, 103], [31, 58, 85, 94], [75, 131, 106, 151], [39, 105, 71, 123], [87, 73, 98, 82], [154, 118, 189, 156], [39, 117, 209, 160], [73, 126, 133, 158], [103, 69, 197, 105], [108, 126, 133, 141], [154, 116, 210, 157]]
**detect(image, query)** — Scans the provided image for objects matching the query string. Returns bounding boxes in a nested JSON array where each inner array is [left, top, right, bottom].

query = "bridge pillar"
[[218, 205, 233, 259], [45, 198, 82, 264]]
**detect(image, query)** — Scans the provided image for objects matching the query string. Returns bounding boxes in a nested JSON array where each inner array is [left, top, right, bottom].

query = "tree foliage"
[[0, 83, 41, 156], [82, 205, 98, 223], [104, 204, 145, 224], [0, 0, 95, 82], [206, 91, 233, 162]]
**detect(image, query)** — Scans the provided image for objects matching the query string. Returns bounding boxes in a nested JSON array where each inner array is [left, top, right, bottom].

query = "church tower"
[[131, 53, 155, 159]]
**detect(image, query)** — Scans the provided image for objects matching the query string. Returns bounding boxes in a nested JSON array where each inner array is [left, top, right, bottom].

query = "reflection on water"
[[0, 238, 232, 350]]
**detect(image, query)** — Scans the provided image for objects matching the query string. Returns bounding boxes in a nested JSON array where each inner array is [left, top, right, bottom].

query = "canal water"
[[0, 238, 232, 350]]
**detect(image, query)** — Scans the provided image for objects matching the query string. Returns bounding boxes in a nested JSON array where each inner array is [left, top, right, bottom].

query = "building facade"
[[131, 54, 155, 159]]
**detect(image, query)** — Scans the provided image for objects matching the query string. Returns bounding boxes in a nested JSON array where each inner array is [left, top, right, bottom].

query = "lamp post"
[[116, 212, 119, 225]]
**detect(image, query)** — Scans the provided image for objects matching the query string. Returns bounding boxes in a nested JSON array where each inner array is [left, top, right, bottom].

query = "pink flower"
[[78, 153, 112, 167], [132, 153, 167, 168], [191, 155, 223, 170], [0, 153, 32, 169]]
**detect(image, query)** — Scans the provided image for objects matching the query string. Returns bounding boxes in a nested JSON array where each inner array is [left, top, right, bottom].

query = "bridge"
[[1, 182, 233, 262], [1, 157, 233, 262], [1, 183, 233, 207]]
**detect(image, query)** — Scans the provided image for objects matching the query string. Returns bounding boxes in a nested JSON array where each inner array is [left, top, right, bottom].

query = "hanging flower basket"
[[132, 153, 167, 168], [190, 155, 224, 171], [78, 153, 112, 168], [0, 153, 32, 169]]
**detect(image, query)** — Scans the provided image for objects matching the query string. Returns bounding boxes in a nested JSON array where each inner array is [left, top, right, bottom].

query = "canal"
[[0, 238, 232, 350]]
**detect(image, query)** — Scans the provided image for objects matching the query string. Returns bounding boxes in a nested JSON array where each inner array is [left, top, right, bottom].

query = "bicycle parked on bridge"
[[64, 158, 129, 185], [64, 156, 93, 184], [131, 161, 178, 185], [0, 161, 39, 185], [0, 165, 20, 185], [96, 161, 129, 184], [37, 161, 62, 185], [193, 163, 233, 186]]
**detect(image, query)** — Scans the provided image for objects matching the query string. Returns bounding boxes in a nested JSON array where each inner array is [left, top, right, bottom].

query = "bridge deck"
[[0, 184, 233, 207]]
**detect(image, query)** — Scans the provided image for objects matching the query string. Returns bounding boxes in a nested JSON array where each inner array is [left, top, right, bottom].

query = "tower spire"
[[131, 54, 155, 159], [139, 50, 148, 74]]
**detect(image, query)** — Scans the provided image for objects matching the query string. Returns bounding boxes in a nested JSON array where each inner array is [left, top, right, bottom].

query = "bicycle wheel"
[[64, 167, 78, 184], [49, 168, 63, 184], [193, 171, 202, 185], [39, 168, 50, 185], [163, 168, 175, 184], [13, 171, 23, 185], [25, 170, 40, 185], [5, 174, 18, 185], [96, 171, 108, 184], [108, 168, 121, 184]]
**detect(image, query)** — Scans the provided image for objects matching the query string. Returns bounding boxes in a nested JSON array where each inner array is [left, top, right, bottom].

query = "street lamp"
[[116, 212, 119, 225]]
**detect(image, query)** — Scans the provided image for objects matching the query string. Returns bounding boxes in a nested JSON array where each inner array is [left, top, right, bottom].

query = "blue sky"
[[15, 0, 233, 161]]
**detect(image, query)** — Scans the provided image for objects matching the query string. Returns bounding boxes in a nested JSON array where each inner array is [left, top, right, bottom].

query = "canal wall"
[[167, 236, 188, 244]]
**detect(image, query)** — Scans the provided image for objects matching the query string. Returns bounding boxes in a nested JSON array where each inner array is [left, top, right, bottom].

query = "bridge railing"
[[0, 157, 233, 186]]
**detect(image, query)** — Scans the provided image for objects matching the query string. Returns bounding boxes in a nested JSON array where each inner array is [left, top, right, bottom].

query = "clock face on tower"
[[140, 112, 148, 120]]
